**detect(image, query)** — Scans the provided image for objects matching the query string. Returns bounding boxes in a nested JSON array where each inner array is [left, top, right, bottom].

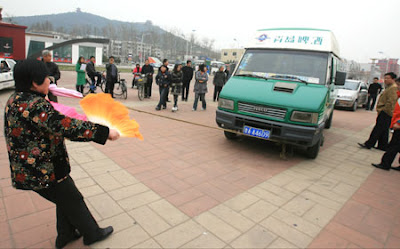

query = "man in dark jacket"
[[182, 60, 194, 101], [366, 77, 383, 110], [42, 50, 61, 102], [141, 59, 154, 98], [105, 56, 118, 98], [213, 66, 226, 101], [86, 56, 103, 93], [159, 59, 170, 102], [225, 66, 231, 80], [155, 65, 171, 110]]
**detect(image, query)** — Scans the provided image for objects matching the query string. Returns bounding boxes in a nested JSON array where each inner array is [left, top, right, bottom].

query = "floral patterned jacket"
[[4, 91, 109, 190]]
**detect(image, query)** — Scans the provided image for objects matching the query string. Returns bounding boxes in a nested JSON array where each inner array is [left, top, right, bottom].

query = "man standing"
[[159, 59, 170, 102], [366, 77, 383, 110], [372, 78, 400, 170], [105, 56, 118, 98], [225, 65, 231, 80], [359, 72, 398, 151], [141, 59, 154, 98], [213, 66, 226, 101], [86, 56, 102, 93], [182, 60, 194, 101], [42, 50, 61, 102]]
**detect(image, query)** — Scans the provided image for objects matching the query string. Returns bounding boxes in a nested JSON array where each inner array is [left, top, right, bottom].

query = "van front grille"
[[238, 102, 287, 120]]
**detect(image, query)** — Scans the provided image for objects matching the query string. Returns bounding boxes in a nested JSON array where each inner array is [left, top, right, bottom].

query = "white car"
[[0, 58, 16, 91], [335, 79, 368, 111], [167, 64, 175, 71]]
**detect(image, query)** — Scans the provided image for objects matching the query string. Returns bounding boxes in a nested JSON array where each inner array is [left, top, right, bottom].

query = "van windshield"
[[235, 49, 329, 84]]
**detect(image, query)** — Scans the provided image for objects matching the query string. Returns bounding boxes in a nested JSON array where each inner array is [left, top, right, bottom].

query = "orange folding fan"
[[80, 93, 143, 140]]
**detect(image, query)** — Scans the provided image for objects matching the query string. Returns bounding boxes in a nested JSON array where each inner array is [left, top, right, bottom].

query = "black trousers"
[[106, 77, 117, 97], [35, 176, 100, 242], [193, 93, 206, 110], [157, 86, 168, 108], [182, 80, 191, 100], [381, 130, 400, 168], [76, 85, 84, 94], [213, 85, 223, 101], [365, 111, 391, 150], [145, 77, 153, 97], [366, 94, 378, 110]]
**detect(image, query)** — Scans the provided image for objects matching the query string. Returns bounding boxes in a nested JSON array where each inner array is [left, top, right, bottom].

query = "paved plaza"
[[1, 71, 400, 248]]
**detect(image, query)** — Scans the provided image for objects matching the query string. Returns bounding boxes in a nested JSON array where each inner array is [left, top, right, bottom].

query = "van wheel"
[[224, 131, 238, 140], [306, 138, 322, 159], [325, 111, 333, 129], [352, 101, 358, 112]]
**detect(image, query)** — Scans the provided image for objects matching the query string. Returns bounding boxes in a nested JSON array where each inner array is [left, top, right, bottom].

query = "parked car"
[[0, 58, 16, 91], [335, 79, 368, 111]]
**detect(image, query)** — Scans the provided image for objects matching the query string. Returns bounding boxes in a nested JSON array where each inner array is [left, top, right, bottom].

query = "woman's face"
[[32, 77, 50, 95], [80, 57, 85, 63], [177, 65, 182, 71]]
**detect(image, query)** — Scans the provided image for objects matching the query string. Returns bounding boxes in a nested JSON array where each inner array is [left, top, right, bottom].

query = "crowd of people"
[[358, 72, 400, 171]]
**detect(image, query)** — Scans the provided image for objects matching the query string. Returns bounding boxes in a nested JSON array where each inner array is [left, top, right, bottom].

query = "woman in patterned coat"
[[4, 59, 120, 248]]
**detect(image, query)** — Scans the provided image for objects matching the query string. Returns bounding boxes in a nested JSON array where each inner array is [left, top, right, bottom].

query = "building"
[[26, 32, 104, 65], [103, 39, 162, 64], [221, 48, 245, 63], [376, 59, 399, 78], [0, 21, 27, 60], [359, 63, 382, 83]]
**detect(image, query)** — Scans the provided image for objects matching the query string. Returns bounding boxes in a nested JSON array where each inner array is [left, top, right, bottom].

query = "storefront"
[[0, 22, 27, 60]]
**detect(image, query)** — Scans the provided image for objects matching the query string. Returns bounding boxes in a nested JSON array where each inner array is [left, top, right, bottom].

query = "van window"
[[236, 49, 329, 84]]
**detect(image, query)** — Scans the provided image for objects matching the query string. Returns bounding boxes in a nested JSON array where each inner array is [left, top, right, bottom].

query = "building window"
[[28, 40, 45, 58], [0, 37, 13, 58], [79, 46, 96, 63], [224, 52, 228, 56], [53, 45, 72, 63], [232, 52, 237, 56]]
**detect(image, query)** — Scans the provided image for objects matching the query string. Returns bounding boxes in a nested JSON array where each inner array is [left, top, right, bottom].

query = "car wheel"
[[352, 101, 357, 112], [224, 131, 238, 140], [306, 137, 322, 159]]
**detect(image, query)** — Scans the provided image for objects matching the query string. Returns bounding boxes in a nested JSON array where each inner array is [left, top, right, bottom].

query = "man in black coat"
[[182, 60, 194, 101], [159, 59, 170, 102], [105, 56, 118, 98], [366, 77, 383, 111], [42, 50, 61, 102], [86, 56, 103, 93], [141, 59, 154, 98]]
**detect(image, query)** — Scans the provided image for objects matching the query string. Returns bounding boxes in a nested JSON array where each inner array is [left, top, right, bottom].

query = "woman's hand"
[[108, 129, 120, 141]]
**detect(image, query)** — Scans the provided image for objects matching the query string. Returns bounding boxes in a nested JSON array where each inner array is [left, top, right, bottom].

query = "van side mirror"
[[335, 71, 346, 86]]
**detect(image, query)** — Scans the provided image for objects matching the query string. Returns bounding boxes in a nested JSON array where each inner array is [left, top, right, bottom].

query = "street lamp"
[[140, 33, 151, 65], [190, 30, 196, 56]]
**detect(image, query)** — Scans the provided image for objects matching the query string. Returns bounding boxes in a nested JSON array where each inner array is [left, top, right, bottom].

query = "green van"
[[216, 28, 346, 159]]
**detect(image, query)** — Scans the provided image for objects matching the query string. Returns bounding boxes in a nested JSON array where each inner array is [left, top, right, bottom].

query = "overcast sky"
[[2, 0, 399, 63]]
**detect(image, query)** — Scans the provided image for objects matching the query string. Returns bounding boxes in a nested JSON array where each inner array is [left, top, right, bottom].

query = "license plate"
[[243, 126, 270, 139]]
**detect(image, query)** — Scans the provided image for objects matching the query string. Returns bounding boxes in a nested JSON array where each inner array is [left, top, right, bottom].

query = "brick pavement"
[[0, 71, 399, 248]]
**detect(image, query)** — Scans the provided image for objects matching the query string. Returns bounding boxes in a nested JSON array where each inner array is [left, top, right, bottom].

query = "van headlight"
[[291, 111, 319, 124], [218, 98, 234, 110]]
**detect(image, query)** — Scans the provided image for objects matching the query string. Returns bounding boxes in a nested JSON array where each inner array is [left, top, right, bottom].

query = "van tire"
[[306, 138, 322, 159], [325, 111, 333, 129], [224, 131, 238, 140]]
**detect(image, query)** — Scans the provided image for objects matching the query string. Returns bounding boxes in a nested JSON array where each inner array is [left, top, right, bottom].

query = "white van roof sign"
[[247, 28, 340, 57]]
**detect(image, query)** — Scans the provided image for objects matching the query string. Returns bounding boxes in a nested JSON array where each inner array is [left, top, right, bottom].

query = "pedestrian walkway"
[[1, 72, 400, 248]]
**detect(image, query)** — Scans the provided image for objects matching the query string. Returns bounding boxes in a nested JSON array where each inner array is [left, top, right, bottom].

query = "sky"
[[2, 0, 399, 63]]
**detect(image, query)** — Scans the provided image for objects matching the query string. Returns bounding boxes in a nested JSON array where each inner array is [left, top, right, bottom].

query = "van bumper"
[[216, 109, 324, 147]]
